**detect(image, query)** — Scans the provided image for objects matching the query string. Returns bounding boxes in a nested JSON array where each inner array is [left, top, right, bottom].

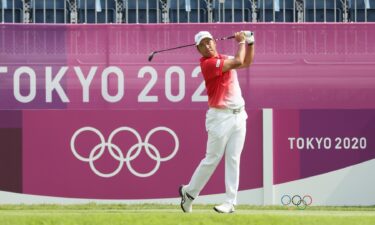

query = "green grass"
[[0, 204, 375, 225]]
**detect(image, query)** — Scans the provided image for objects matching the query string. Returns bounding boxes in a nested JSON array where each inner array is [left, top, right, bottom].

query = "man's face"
[[197, 38, 217, 57]]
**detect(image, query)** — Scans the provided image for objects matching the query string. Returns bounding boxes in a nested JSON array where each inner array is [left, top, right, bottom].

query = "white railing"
[[0, 0, 374, 23]]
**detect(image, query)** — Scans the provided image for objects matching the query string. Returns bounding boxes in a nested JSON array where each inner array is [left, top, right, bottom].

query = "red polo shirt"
[[200, 54, 245, 109]]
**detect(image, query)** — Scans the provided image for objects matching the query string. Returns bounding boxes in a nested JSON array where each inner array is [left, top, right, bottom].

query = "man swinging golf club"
[[179, 30, 255, 214]]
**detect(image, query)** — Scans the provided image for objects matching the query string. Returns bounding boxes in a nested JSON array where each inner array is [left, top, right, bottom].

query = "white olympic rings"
[[70, 126, 179, 178]]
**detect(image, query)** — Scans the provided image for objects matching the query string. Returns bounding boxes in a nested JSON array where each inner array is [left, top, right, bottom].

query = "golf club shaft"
[[154, 35, 235, 54]]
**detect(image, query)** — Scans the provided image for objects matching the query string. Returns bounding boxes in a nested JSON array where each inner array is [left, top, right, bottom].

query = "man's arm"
[[222, 32, 247, 73], [237, 44, 254, 69], [238, 31, 255, 69]]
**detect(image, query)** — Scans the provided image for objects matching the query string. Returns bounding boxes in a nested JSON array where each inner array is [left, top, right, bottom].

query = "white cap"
[[194, 31, 213, 46]]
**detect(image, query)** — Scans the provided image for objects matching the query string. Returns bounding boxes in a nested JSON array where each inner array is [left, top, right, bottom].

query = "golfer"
[[179, 30, 255, 213]]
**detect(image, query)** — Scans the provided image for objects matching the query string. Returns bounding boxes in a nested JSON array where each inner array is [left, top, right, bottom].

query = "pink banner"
[[0, 23, 374, 109], [1, 24, 375, 199], [22, 110, 262, 199], [273, 109, 375, 185]]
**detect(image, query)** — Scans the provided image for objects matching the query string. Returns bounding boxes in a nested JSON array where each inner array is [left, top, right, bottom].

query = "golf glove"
[[242, 31, 254, 45]]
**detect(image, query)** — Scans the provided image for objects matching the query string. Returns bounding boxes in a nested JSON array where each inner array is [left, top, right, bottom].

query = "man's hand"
[[242, 31, 254, 45], [234, 32, 246, 44]]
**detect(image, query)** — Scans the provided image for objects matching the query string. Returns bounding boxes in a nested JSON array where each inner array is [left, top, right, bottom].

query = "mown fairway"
[[0, 204, 374, 225]]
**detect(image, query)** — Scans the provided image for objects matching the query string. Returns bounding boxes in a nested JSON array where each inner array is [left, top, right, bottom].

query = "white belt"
[[210, 106, 244, 114]]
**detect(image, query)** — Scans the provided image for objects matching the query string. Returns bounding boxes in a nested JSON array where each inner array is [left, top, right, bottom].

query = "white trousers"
[[185, 108, 247, 205]]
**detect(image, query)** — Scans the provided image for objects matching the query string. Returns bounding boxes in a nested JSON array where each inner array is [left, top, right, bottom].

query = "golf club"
[[148, 35, 235, 62]]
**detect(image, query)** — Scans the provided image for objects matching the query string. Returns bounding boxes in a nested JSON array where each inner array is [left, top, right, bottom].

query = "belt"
[[210, 106, 244, 114]]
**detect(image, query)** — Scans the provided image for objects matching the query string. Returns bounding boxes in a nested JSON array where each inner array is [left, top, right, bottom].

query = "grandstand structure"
[[0, 0, 374, 24]]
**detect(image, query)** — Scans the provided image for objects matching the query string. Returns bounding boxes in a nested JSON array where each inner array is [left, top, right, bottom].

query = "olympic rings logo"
[[281, 194, 313, 210], [70, 126, 179, 178]]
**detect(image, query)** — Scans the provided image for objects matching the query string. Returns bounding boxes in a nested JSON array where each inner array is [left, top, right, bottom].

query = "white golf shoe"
[[213, 203, 235, 213], [179, 185, 194, 213]]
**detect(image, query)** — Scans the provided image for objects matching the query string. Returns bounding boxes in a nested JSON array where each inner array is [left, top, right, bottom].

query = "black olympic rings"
[[281, 194, 313, 210]]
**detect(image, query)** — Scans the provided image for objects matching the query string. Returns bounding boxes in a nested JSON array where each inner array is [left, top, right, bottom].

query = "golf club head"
[[148, 52, 155, 62]]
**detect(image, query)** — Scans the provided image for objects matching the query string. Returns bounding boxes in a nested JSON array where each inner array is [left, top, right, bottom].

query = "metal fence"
[[1, 0, 375, 23]]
